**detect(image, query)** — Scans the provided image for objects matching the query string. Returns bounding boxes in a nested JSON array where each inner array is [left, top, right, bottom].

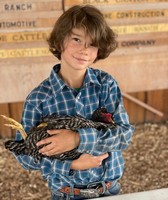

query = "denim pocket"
[[51, 191, 64, 200], [104, 181, 121, 196]]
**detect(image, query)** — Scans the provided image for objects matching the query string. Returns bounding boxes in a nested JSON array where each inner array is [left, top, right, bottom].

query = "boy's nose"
[[84, 43, 89, 48], [79, 45, 89, 54], [79, 48, 88, 55]]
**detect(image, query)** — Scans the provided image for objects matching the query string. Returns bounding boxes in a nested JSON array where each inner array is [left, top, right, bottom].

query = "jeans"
[[51, 181, 121, 200]]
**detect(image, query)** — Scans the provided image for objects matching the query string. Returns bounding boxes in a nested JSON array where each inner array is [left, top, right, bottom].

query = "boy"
[[15, 4, 134, 200]]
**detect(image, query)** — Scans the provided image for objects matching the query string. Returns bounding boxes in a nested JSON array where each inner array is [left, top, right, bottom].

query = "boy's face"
[[61, 28, 98, 71]]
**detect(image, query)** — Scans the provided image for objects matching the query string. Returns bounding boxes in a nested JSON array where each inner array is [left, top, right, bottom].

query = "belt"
[[59, 181, 113, 196]]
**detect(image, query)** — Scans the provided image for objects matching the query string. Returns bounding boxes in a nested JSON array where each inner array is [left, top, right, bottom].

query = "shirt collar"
[[49, 64, 67, 95], [83, 67, 101, 87], [49, 64, 101, 96]]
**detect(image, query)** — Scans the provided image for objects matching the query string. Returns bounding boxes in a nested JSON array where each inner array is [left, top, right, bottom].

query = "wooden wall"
[[0, 0, 168, 138]]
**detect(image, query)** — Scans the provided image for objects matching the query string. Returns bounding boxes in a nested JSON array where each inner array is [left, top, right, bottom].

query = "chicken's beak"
[[37, 122, 48, 127]]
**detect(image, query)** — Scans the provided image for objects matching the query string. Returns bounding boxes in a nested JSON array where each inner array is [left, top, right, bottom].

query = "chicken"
[[2, 107, 116, 163]]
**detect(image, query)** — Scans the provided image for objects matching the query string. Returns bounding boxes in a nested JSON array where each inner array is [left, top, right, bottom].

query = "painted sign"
[[112, 23, 168, 34], [0, 1, 61, 12], [64, 0, 168, 6], [0, 30, 50, 43], [1, 23, 167, 44], [0, 48, 51, 59], [119, 39, 156, 47], [104, 9, 168, 19]]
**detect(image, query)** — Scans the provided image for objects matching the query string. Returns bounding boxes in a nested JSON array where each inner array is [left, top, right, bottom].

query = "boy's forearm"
[[75, 132, 80, 147], [70, 153, 109, 170]]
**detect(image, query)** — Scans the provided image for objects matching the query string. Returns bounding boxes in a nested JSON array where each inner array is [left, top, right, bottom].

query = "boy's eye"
[[73, 37, 80, 42], [90, 42, 97, 47], [90, 43, 95, 47]]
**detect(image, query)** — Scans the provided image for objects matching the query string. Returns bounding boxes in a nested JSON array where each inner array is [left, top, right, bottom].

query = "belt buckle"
[[87, 182, 102, 189], [80, 189, 100, 198]]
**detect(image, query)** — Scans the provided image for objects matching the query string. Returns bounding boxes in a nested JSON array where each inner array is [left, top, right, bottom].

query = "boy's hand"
[[36, 129, 80, 156], [71, 153, 109, 170]]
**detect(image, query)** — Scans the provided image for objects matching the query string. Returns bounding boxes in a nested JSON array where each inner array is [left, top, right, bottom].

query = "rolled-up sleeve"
[[94, 79, 134, 154], [76, 77, 134, 156], [77, 128, 97, 154]]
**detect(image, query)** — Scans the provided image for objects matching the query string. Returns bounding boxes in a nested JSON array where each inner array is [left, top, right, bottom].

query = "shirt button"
[[77, 94, 81, 99], [69, 170, 74, 176]]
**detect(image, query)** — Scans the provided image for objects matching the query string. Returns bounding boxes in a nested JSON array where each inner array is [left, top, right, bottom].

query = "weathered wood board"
[[0, 1, 62, 13], [92, 52, 168, 92], [0, 0, 168, 103], [0, 50, 168, 103], [64, 0, 168, 7]]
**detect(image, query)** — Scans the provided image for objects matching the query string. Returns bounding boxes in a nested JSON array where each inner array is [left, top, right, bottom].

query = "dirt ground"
[[0, 122, 168, 200]]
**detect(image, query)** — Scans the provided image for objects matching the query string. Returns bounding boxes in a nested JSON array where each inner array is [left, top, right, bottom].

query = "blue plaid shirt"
[[15, 64, 134, 191]]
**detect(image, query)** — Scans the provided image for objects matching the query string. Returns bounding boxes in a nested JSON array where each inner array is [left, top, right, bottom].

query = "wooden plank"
[[0, 43, 167, 60], [0, 62, 54, 103], [0, 11, 62, 30], [113, 3, 168, 10], [64, 0, 168, 8], [123, 92, 146, 124], [104, 9, 168, 19], [0, 42, 167, 59], [1, 10, 63, 19], [0, 0, 62, 3], [111, 23, 168, 35], [0, 18, 58, 30], [1, 23, 167, 39], [0, 51, 167, 103], [92, 52, 168, 92], [162, 89, 168, 121], [0, 44, 166, 61], [0, 27, 167, 56], [0, 47, 51, 59], [104, 9, 168, 25], [106, 18, 168, 26], [9, 102, 24, 137], [0, 29, 51, 43], [0, 103, 12, 138], [146, 89, 168, 121], [0, 1, 63, 13], [9, 102, 23, 122], [114, 43, 168, 55], [0, 30, 167, 50], [117, 32, 168, 49], [123, 92, 164, 117]]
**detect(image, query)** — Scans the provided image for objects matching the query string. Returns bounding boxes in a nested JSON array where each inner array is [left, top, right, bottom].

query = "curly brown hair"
[[47, 5, 117, 62]]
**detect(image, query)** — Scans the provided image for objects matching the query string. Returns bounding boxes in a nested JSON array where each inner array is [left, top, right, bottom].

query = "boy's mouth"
[[74, 56, 87, 63]]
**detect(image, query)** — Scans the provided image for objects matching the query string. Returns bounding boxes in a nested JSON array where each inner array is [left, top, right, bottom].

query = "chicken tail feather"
[[4, 140, 26, 155], [1, 115, 27, 140]]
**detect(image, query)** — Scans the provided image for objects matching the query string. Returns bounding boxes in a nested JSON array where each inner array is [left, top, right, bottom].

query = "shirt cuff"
[[14, 154, 41, 170], [77, 128, 97, 154]]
